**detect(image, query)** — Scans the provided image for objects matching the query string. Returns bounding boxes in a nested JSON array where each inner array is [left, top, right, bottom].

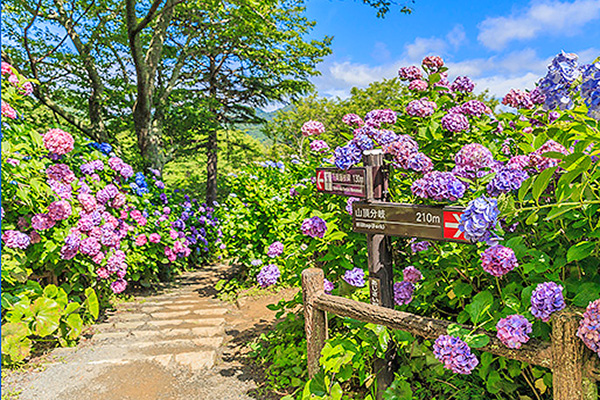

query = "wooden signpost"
[[308, 149, 599, 399]]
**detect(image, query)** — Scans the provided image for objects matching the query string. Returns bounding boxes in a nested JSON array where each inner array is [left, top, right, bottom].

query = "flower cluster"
[[530, 282, 566, 322], [433, 335, 479, 374], [536, 52, 580, 111], [577, 299, 600, 355], [301, 120, 325, 136], [43, 129, 74, 155], [333, 143, 362, 170], [342, 113, 364, 126], [89, 142, 113, 155], [2, 100, 17, 119], [441, 112, 469, 132], [422, 55, 444, 71], [453, 143, 495, 180], [450, 76, 475, 93], [364, 109, 397, 128], [108, 157, 134, 179], [480, 245, 518, 277], [393, 281, 415, 305], [343, 267, 365, 287], [2, 230, 31, 249], [324, 278, 335, 294], [529, 140, 568, 171], [301, 216, 327, 239], [459, 196, 500, 244], [267, 241, 284, 258], [405, 99, 437, 118], [411, 171, 466, 201], [496, 315, 532, 349], [460, 100, 487, 117], [346, 197, 359, 214], [398, 66, 423, 81], [410, 240, 430, 253], [580, 62, 600, 119], [502, 89, 534, 109], [403, 266, 423, 283], [309, 140, 330, 153], [486, 166, 529, 197]]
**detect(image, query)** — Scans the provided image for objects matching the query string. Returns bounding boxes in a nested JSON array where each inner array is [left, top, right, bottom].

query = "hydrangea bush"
[[1, 64, 222, 365], [223, 51, 600, 398]]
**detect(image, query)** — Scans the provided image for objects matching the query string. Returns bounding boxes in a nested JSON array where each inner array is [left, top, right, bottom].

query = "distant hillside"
[[235, 105, 294, 144]]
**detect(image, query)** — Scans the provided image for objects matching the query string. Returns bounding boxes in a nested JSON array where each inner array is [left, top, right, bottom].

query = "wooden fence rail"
[[302, 268, 599, 400]]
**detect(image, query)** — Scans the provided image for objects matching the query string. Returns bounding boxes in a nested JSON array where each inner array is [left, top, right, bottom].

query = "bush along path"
[[2, 263, 290, 400]]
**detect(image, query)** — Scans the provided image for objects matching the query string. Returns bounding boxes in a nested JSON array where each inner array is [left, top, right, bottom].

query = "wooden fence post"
[[302, 268, 327, 378], [363, 150, 395, 399], [552, 309, 587, 400]]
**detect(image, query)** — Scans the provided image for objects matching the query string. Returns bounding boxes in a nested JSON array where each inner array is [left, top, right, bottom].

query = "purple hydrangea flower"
[[502, 89, 534, 109], [324, 279, 334, 294], [393, 281, 415, 305], [382, 135, 419, 167], [403, 266, 423, 283], [441, 112, 470, 132], [480, 245, 518, 277], [405, 152, 433, 173], [343, 267, 365, 287], [398, 65, 423, 81], [459, 196, 500, 244], [310, 140, 330, 153], [405, 99, 437, 118], [342, 113, 364, 127], [352, 133, 375, 151], [577, 299, 600, 355], [529, 140, 567, 171], [334, 142, 362, 170], [411, 171, 466, 202], [301, 216, 327, 239], [251, 259, 263, 267], [486, 167, 529, 197], [454, 144, 494, 173], [364, 109, 397, 128], [580, 62, 600, 119], [346, 197, 359, 215], [433, 335, 479, 374], [496, 315, 532, 349], [411, 240, 430, 253], [460, 100, 487, 117], [110, 279, 127, 294], [257, 264, 280, 288], [451, 76, 475, 92], [267, 241, 284, 258], [530, 282, 565, 322], [2, 230, 31, 249]]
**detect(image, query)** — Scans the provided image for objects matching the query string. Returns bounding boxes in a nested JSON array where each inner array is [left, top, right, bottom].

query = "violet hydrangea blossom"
[[405, 99, 437, 118], [309, 140, 330, 153], [486, 167, 529, 197], [393, 281, 415, 305], [441, 112, 469, 132], [257, 264, 281, 288], [346, 197, 359, 215], [410, 240, 430, 253], [480, 245, 518, 277], [530, 282, 566, 322], [577, 299, 600, 355], [496, 315, 532, 349], [324, 278, 334, 294], [267, 241, 284, 258], [343, 267, 365, 287], [2, 230, 31, 249], [301, 216, 327, 239], [459, 196, 500, 244], [403, 266, 423, 283], [433, 335, 479, 374], [411, 171, 466, 202], [301, 120, 325, 136]]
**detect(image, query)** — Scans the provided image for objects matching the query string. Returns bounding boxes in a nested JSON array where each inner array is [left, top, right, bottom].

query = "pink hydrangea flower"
[[408, 79, 428, 91], [2, 101, 17, 119], [48, 200, 72, 221], [1, 62, 14, 75], [149, 233, 161, 243], [96, 267, 110, 279], [301, 120, 325, 136], [32, 213, 56, 230], [135, 234, 147, 246], [43, 129, 74, 155], [47, 164, 76, 183], [422, 55, 444, 70]]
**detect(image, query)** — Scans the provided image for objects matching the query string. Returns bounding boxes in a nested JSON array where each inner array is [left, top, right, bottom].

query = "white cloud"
[[405, 37, 447, 60], [446, 25, 467, 48], [371, 42, 392, 62], [478, 0, 600, 50]]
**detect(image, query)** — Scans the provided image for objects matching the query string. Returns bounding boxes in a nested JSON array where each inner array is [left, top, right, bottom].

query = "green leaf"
[[465, 333, 490, 349], [1, 322, 32, 364], [30, 297, 61, 337], [65, 313, 83, 340], [532, 167, 557, 201], [572, 282, 600, 307], [84, 287, 99, 320], [518, 176, 534, 202], [383, 379, 413, 400], [465, 291, 494, 325], [567, 241, 596, 262]]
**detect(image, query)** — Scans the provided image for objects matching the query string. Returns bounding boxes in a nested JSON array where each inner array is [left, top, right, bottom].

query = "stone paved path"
[[2, 264, 290, 400]]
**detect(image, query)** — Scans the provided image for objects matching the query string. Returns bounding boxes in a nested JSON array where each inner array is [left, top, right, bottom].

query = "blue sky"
[[303, 0, 600, 99]]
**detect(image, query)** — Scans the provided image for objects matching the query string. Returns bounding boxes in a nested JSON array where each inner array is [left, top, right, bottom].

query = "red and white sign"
[[443, 210, 467, 241], [315, 167, 367, 198]]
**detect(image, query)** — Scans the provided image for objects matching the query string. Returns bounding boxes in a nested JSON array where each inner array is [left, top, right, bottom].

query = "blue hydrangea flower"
[[393, 281, 415, 305], [496, 315, 532, 349], [257, 264, 280, 288], [343, 267, 365, 287], [486, 167, 529, 197], [433, 335, 479, 374], [334, 142, 363, 170], [459, 196, 500, 244], [530, 282, 565, 322]]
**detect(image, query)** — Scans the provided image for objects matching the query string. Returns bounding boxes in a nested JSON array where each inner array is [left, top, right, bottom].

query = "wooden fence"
[[302, 268, 600, 400]]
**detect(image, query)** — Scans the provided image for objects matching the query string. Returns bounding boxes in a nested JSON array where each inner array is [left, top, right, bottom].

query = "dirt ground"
[[1, 264, 299, 400]]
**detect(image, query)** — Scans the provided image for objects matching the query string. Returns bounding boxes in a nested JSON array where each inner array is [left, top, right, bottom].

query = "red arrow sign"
[[316, 170, 326, 191], [443, 210, 467, 241]]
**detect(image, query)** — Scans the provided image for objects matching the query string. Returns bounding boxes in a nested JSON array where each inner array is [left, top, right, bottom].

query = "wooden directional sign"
[[352, 201, 470, 243], [315, 167, 367, 198]]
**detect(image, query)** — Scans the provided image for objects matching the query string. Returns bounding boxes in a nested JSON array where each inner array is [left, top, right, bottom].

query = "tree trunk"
[[206, 127, 218, 205]]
